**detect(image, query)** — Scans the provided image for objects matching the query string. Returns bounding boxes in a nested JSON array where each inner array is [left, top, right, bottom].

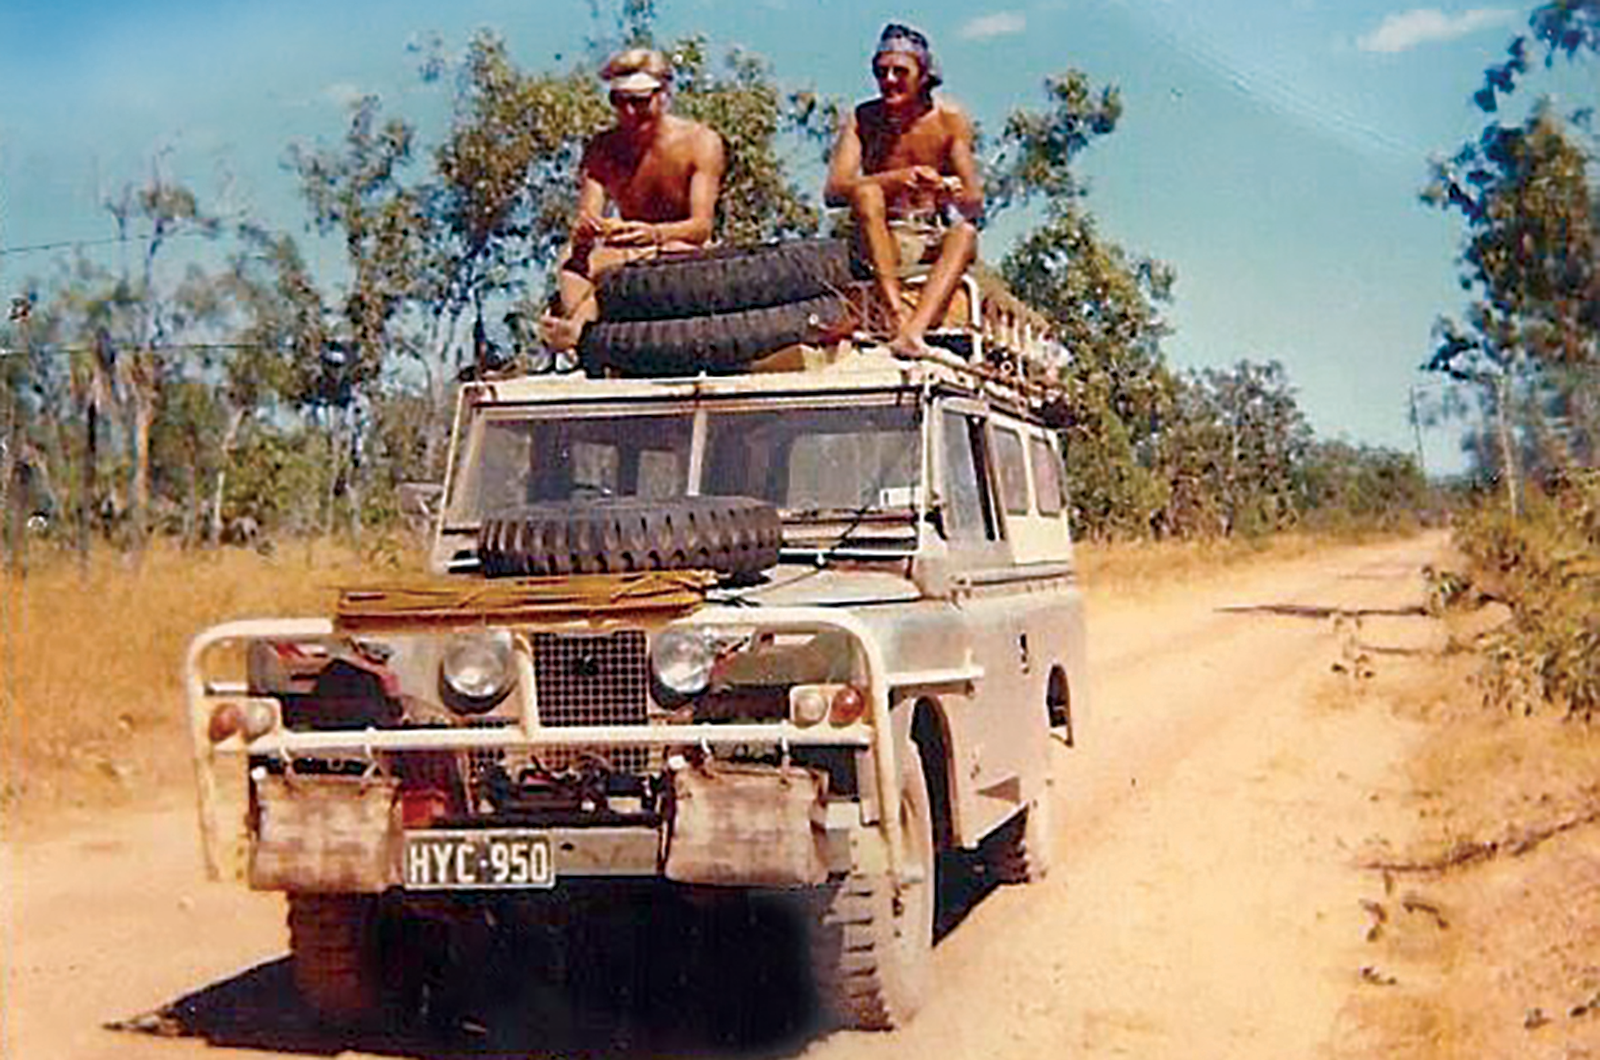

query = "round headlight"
[[651, 629, 717, 698], [440, 633, 515, 713]]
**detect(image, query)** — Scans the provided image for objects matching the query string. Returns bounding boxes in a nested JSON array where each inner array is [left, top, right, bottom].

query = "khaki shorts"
[[843, 215, 949, 279]]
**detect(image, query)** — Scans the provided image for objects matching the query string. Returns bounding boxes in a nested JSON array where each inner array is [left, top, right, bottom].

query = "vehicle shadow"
[[109, 862, 1000, 1058]]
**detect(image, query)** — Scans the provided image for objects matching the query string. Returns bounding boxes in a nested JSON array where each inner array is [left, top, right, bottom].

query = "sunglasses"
[[610, 90, 658, 109], [873, 61, 918, 82]]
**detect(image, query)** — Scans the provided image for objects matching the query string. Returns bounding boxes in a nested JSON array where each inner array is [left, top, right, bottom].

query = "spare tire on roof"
[[596, 239, 851, 323], [580, 293, 851, 378], [477, 496, 783, 580]]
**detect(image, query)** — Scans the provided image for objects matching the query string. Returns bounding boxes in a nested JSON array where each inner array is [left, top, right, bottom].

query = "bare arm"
[[946, 106, 984, 222], [823, 109, 934, 207], [823, 111, 866, 207], [650, 127, 725, 246], [573, 141, 610, 242]]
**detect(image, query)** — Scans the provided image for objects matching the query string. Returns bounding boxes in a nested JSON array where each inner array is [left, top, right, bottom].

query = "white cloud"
[[321, 82, 368, 109], [960, 11, 1028, 40], [1357, 8, 1514, 54]]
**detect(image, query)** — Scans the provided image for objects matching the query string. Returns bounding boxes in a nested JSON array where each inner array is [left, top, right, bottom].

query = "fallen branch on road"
[[1360, 805, 1600, 875]]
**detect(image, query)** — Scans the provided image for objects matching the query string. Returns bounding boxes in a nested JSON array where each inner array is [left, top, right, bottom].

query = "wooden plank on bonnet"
[[332, 570, 716, 630]]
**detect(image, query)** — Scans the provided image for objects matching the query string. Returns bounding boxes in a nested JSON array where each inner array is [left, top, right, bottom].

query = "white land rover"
[[186, 244, 1087, 1031]]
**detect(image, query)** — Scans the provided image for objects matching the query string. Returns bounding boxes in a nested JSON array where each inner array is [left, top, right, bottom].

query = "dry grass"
[[1335, 620, 1600, 1059], [1076, 531, 1333, 595], [0, 538, 426, 824]]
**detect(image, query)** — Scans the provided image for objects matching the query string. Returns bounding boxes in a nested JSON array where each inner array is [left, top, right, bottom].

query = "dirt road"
[[0, 533, 1446, 1059]]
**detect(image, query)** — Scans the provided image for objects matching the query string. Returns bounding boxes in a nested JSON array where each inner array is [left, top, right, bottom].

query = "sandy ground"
[[0, 533, 1470, 1059]]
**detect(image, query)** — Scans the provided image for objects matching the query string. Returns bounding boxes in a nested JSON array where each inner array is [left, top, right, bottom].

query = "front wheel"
[[809, 742, 936, 1029], [287, 894, 387, 1024]]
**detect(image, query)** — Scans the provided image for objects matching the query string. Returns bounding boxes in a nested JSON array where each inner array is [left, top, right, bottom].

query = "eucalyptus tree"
[[1426, 5, 1597, 503], [991, 71, 1180, 537]]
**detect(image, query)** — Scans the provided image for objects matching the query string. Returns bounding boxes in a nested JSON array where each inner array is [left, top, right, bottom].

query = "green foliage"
[[995, 73, 1176, 539], [224, 424, 336, 534], [1451, 471, 1600, 719], [1425, 106, 1597, 381], [1475, 0, 1600, 111], [1298, 440, 1430, 532], [990, 71, 1122, 214], [1428, 5, 1597, 487], [672, 39, 822, 242]]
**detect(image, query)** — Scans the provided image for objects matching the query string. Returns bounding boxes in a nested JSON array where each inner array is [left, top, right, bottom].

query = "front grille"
[[531, 630, 652, 773]]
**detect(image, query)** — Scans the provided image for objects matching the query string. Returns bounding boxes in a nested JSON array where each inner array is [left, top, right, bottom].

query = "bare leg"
[[848, 183, 908, 336], [539, 242, 663, 351], [539, 240, 598, 351], [890, 221, 977, 356]]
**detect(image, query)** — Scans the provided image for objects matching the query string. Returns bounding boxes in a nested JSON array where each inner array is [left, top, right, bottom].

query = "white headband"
[[607, 71, 664, 95]]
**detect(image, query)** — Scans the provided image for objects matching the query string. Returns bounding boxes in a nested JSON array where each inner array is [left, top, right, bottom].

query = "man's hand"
[[604, 220, 659, 247], [902, 165, 944, 194]]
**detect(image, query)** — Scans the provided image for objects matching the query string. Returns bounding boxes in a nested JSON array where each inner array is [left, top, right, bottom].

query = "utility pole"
[[1408, 385, 1427, 478], [4, 295, 30, 575]]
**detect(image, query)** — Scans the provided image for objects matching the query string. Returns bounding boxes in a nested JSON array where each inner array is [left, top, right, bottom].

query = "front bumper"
[[246, 768, 875, 893], [186, 607, 918, 888]]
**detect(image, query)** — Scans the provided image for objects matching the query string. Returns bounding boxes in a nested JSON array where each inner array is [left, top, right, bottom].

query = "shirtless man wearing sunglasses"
[[539, 48, 726, 353], [825, 23, 982, 356]]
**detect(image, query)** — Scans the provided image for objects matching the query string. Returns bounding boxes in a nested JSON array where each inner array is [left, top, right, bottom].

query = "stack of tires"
[[579, 238, 852, 377]]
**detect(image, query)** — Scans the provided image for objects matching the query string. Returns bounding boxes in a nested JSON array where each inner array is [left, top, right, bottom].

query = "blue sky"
[[1, 0, 1593, 475]]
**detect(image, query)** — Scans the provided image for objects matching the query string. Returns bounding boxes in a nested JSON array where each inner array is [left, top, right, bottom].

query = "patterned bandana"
[[874, 22, 942, 90]]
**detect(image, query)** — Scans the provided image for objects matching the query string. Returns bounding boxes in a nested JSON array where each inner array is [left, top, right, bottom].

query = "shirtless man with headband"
[[539, 48, 726, 353], [825, 23, 983, 356]]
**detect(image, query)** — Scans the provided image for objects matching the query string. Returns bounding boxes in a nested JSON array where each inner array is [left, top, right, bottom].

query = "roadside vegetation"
[[1341, 5, 1598, 1054]]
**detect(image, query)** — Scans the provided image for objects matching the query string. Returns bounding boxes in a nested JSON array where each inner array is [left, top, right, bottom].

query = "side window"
[[940, 410, 1001, 542], [993, 426, 1030, 515], [1030, 435, 1066, 516]]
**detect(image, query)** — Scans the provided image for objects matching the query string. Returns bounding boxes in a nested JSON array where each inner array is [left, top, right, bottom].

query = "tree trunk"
[[81, 400, 98, 578], [209, 407, 247, 546], [131, 387, 154, 550], [1495, 372, 1519, 520]]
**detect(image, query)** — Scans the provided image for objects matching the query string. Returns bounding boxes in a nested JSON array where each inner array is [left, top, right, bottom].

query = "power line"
[[0, 226, 240, 258], [0, 342, 282, 359]]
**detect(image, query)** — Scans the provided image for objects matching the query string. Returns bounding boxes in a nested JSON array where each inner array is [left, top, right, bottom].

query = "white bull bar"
[[185, 607, 916, 888]]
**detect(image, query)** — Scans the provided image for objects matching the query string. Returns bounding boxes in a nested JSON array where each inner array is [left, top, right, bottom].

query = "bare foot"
[[538, 313, 584, 352], [888, 331, 935, 358]]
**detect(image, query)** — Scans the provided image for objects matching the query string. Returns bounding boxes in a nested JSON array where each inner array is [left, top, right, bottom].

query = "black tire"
[[287, 893, 385, 1025], [809, 742, 935, 1030], [478, 496, 782, 579], [987, 792, 1055, 884], [580, 293, 850, 378], [596, 239, 851, 323]]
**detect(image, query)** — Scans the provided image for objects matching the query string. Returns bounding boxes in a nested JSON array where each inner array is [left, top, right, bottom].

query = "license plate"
[[404, 830, 555, 890]]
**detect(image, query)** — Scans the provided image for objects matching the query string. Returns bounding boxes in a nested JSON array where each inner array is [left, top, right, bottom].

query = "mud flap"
[[665, 763, 830, 887], [250, 774, 403, 893]]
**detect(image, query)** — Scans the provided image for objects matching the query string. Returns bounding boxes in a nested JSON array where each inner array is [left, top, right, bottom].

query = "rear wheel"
[[987, 791, 1055, 884], [809, 742, 935, 1029]]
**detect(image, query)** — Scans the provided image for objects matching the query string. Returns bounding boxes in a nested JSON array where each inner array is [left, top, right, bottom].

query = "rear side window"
[[941, 411, 1001, 542], [992, 426, 1030, 515], [1030, 435, 1066, 516]]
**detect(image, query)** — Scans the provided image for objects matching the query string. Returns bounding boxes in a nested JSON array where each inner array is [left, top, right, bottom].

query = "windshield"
[[449, 412, 694, 521], [447, 400, 921, 523], [701, 404, 921, 513]]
